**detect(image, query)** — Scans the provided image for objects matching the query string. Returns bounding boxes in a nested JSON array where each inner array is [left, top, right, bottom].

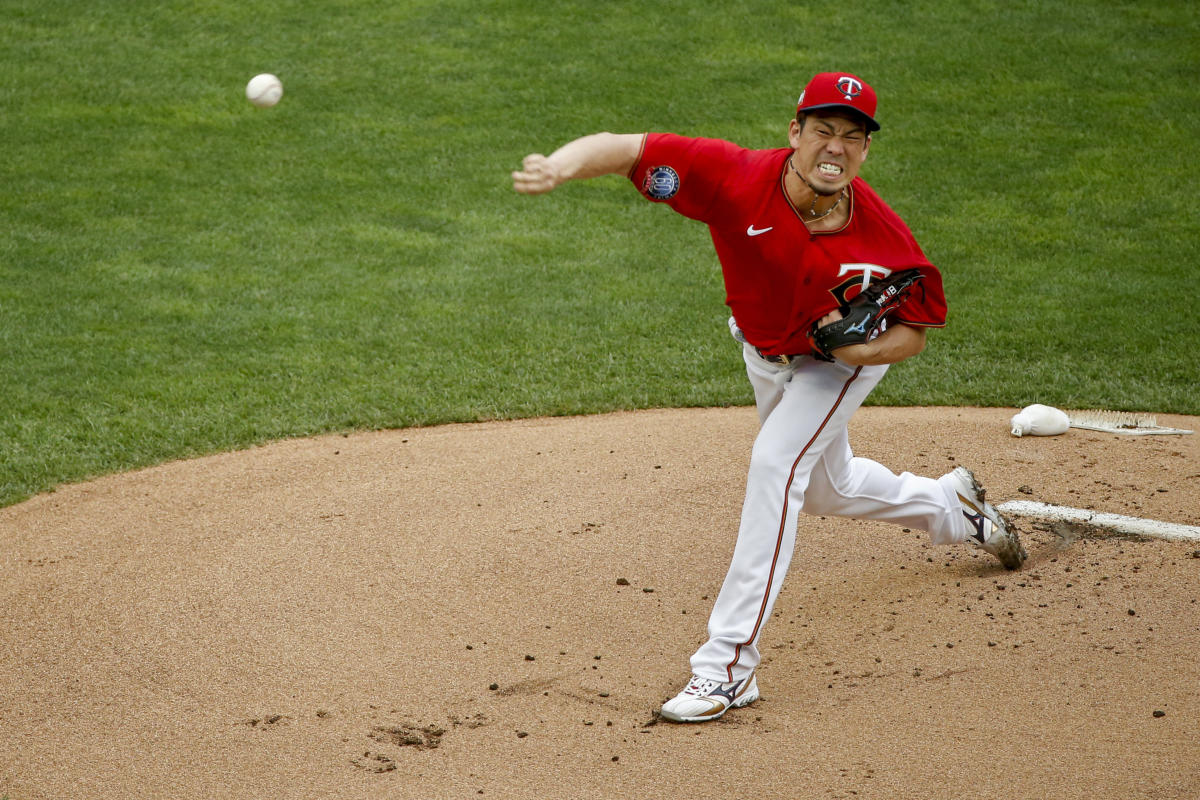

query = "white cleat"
[[660, 673, 759, 723], [947, 466, 1027, 570]]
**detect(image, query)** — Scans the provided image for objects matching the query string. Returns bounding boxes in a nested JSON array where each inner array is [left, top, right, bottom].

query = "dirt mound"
[[2, 406, 1197, 799]]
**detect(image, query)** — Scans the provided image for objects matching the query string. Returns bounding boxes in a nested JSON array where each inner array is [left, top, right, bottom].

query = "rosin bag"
[[1010, 404, 1070, 437]]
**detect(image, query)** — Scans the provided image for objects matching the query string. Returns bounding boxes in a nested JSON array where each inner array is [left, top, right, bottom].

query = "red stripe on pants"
[[725, 366, 863, 680]]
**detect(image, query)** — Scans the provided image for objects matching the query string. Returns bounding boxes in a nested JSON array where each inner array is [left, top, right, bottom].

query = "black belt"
[[755, 348, 807, 365]]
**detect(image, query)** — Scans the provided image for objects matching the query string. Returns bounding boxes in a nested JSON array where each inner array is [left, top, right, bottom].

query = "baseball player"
[[512, 72, 1026, 724]]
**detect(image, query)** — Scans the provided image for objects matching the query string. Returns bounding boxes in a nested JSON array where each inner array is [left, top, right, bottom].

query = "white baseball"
[[246, 73, 283, 108]]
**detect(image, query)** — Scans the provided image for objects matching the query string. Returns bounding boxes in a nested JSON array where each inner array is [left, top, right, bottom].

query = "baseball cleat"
[[948, 466, 1027, 570], [660, 673, 759, 723]]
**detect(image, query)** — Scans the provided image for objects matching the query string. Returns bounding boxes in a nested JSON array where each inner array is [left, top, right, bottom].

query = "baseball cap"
[[796, 72, 879, 131]]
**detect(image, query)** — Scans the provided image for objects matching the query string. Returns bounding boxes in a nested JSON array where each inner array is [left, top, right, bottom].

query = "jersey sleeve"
[[880, 231, 947, 329], [894, 264, 948, 328], [628, 133, 745, 223]]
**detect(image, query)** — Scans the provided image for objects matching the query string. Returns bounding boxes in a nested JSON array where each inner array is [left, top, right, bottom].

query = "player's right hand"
[[512, 154, 561, 194]]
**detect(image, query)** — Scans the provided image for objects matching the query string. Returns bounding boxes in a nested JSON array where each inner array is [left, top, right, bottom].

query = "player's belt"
[[754, 348, 807, 366]]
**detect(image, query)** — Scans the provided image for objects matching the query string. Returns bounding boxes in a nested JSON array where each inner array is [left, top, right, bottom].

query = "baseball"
[[245, 73, 283, 108]]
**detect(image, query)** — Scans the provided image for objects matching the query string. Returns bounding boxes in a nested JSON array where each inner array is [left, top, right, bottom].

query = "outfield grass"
[[1, 0, 1197, 507]]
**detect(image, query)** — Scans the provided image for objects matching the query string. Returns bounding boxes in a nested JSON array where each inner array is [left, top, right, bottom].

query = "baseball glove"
[[809, 268, 926, 361]]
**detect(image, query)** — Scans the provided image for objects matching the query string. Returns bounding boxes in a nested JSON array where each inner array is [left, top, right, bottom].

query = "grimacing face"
[[787, 111, 871, 196]]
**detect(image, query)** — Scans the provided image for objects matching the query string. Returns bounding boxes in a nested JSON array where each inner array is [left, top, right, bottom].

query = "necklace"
[[788, 156, 846, 222], [806, 188, 845, 221]]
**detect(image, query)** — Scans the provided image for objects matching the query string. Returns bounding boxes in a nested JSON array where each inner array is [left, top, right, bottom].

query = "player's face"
[[787, 112, 871, 195]]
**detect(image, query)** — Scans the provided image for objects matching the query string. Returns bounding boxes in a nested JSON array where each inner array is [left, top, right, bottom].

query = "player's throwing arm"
[[512, 133, 643, 194]]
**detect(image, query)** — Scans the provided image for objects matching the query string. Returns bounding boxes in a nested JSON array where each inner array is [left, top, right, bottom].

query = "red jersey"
[[630, 133, 947, 355]]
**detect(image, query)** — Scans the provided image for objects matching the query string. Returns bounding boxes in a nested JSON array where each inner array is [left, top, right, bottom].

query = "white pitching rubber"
[[997, 501, 1200, 542]]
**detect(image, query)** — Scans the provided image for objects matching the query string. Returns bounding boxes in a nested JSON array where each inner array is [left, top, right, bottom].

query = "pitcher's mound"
[[2, 406, 1197, 799]]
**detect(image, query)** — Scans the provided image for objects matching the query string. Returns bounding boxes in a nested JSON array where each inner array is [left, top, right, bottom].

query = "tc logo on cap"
[[836, 76, 863, 100], [796, 71, 881, 131]]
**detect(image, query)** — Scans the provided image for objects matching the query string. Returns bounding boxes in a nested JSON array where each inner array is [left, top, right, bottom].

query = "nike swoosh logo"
[[746, 224, 773, 237]]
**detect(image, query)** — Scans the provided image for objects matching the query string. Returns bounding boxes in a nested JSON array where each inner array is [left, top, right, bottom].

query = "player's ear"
[[861, 134, 871, 160], [787, 117, 803, 147]]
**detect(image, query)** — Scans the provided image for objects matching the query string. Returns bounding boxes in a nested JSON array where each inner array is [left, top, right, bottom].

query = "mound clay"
[[2, 406, 1197, 799]]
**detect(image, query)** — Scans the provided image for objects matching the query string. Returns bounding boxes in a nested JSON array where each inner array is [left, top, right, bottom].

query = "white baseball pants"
[[690, 342, 972, 682]]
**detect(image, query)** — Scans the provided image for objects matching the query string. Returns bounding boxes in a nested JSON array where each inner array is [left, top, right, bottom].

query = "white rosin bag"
[[1010, 404, 1070, 437]]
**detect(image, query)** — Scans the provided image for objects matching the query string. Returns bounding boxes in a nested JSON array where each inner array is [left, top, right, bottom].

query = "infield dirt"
[[2, 406, 1198, 799]]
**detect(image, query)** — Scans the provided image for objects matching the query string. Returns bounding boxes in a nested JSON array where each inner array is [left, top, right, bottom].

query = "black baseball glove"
[[809, 268, 926, 362]]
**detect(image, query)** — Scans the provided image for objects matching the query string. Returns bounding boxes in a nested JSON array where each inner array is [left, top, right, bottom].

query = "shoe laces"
[[684, 675, 719, 696]]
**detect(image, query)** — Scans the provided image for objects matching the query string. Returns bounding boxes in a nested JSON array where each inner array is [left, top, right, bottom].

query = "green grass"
[[1, 0, 1197, 507]]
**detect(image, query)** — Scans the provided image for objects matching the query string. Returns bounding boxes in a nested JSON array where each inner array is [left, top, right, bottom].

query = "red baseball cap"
[[796, 72, 879, 131]]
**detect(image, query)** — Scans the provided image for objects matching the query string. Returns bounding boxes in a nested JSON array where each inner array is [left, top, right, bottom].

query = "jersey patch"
[[643, 165, 680, 199]]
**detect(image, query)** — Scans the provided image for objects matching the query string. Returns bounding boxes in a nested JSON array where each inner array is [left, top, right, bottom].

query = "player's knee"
[[794, 469, 855, 516]]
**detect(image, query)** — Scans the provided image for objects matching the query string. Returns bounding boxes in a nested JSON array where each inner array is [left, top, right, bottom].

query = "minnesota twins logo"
[[829, 263, 891, 305], [836, 76, 863, 101], [644, 165, 680, 200]]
